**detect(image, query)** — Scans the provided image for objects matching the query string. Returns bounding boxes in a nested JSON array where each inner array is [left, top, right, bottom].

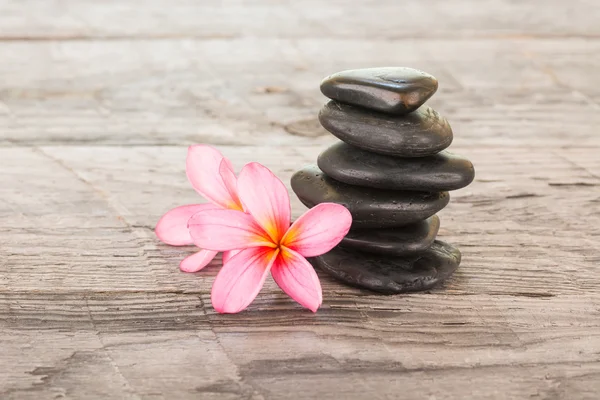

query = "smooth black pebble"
[[311, 240, 461, 294], [291, 165, 449, 229], [319, 101, 453, 158], [341, 215, 440, 256], [318, 142, 475, 191], [320, 67, 438, 115]]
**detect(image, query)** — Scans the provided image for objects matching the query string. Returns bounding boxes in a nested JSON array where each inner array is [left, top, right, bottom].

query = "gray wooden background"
[[1, 1, 599, 399]]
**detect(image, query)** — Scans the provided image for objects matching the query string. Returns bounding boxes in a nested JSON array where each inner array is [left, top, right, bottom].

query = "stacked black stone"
[[291, 67, 474, 294]]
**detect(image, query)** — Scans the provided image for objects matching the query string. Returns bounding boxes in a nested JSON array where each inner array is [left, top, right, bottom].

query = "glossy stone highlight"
[[311, 240, 461, 294], [319, 101, 453, 158], [320, 67, 438, 115], [291, 165, 449, 229], [341, 215, 440, 256], [318, 142, 475, 191]]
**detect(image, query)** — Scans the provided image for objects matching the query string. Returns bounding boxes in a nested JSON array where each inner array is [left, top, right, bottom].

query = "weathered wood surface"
[[1, 1, 599, 399]]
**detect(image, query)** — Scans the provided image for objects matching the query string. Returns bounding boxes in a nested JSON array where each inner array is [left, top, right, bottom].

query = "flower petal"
[[219, 159, 242, 209], [179, 250, 219, 273], [186, 145, 242, 210], [188, 209, 275, 251], [237, 162, 291, 242], [271, 247, 322, 312], [155, 203, 220, 246], [211, 247, 279, 313], [281, 203, 352, 257], [222, 250, 240, 265]]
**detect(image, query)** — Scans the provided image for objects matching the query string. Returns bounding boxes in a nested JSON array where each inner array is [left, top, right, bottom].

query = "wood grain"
[[1, 1, 599, 399]]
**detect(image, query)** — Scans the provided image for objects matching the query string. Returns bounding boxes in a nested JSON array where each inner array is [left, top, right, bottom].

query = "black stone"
[[320, 67, 438, 115], [311, 240, 461, 294], [290, 165, 449, 229], [341, 215, 440, 256], [319, 101, 453, 158], [318, 142, 475, 192]]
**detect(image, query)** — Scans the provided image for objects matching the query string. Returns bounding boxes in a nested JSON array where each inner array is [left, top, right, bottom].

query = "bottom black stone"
[[310, 241, 460, 294]]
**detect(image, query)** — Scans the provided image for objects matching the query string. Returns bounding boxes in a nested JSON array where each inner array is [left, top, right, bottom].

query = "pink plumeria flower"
[[155, 145, 243, 272], [188, 162, 352, 313]]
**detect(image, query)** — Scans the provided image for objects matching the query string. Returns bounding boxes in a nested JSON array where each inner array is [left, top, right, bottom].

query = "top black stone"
[[320, 67, 438, 115]]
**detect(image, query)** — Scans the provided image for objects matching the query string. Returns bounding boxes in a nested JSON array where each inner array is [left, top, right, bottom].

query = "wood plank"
[[0, 0, 598, 40], [0, 38, 598, 147], [2, 291, 599, 398], [3, 144, 600, 295]]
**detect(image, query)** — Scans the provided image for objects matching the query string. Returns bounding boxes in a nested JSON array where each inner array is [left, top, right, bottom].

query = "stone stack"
[[291, 67, 474, 294]]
